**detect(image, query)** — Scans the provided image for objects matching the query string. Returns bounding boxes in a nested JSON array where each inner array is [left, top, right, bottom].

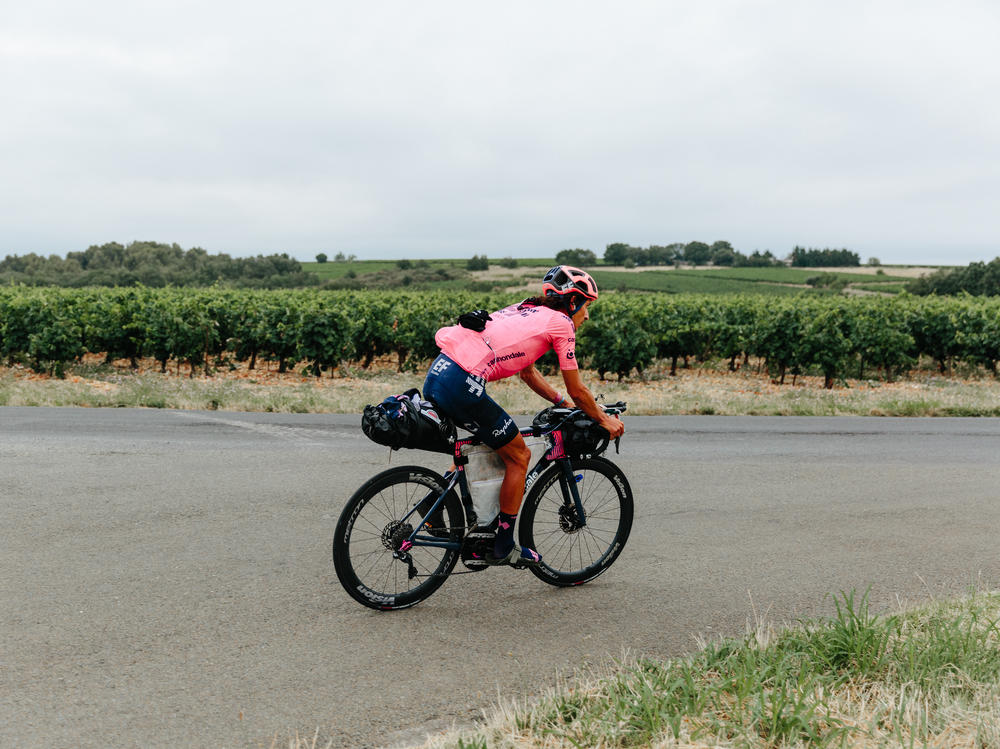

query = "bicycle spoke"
[[334, 466, 463, 609], [519, 458, 632, 585]]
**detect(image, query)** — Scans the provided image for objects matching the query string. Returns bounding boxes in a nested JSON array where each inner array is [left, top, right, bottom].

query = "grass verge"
[[2, 357, 999, 417], [410, 590, 1000, 748]]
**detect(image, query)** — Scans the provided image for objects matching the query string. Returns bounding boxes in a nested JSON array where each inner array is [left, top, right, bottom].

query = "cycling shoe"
[[485, 544, 543, 567]]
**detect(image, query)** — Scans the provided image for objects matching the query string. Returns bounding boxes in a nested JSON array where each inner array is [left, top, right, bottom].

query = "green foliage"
[[848, 297, 914, 380], [604, 241, 784, 268], [750, 300, 805, 383], [733, 250, 782, 267], [907, 257, 1000, 296], [806, 272, 848, 290], [466, 254, 489, 271], [554, 248, 597, 266], [3, 288, 1000, 385], [790, 246, 861, 267], [578, 296, 657, 380], [0, 289, 85, 376], [0, 241, 318, 288], [800, 306, 854, 388], [296, 297, 353, 377], [452, 590, 1000, 748], [682, 241, 712, 264], [590, 270, 809, 295], [907, 296, 962, 373]]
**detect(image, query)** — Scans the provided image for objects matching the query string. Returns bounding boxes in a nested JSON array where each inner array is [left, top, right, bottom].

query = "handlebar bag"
[[532, 407, 610, 458]]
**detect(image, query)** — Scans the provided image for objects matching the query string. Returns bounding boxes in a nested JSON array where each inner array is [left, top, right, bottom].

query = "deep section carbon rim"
[[333, 467, 461, 610], [519, 457, 633, 586]]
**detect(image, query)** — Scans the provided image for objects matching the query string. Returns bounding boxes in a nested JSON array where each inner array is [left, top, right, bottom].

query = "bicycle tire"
[[333, 465, 464, 610], [518, 456, 633, 586]]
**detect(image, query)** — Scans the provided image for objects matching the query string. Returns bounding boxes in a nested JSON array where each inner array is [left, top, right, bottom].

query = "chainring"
[[460, 524, 496, 571]]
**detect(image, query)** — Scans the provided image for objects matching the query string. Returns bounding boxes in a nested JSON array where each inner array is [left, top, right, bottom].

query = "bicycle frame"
[[396, 425, 586, 554]]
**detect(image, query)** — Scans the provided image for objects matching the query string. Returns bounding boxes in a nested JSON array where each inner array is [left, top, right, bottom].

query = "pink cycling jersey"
[[435, 303, 577, 381]]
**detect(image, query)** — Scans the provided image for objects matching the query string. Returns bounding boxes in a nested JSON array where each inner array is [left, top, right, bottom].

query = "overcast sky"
[[2, 1, 998, 264]]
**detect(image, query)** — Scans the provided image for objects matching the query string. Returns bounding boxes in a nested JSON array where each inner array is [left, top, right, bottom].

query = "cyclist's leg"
[[423, 355, 541, 565], [495, 434, 530, 515], [490, 434, 542, 565]]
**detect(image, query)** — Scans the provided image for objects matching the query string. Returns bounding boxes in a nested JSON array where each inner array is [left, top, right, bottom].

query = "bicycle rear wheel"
[[518, 456, 633, 586], [333, 465, 464, 610]]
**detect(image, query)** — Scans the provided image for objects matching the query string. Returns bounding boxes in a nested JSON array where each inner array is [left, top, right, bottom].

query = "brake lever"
[[614, 436, 620, 454]]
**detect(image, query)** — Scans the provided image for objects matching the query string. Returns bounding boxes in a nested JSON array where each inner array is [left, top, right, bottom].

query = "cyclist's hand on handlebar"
[[600, 413, 624, 439]]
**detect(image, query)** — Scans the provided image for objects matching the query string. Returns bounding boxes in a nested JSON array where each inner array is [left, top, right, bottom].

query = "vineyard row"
[[1, 287, 998, 386]]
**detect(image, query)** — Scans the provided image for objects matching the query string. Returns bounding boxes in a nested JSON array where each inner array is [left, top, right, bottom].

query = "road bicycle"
[[333, 402, 633, 610]]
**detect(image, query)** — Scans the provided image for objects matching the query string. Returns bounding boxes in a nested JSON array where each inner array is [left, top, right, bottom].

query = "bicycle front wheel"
[[333, 465, 464, 610], [519, 457, 633, 586]]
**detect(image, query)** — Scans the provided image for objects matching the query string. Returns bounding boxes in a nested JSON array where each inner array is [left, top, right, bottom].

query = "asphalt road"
[[3, 407, 999, 747]]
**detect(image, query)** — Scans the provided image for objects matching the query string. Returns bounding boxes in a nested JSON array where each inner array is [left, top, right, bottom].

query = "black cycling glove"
[[457, 309, 492, 332]]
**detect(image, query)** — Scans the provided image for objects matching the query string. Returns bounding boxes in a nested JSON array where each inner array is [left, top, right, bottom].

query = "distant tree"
[[397, 259, 412, 270], [683, 241, 712, 265], [555, 248, 597, 266], [334, 252, 346, 262], [467, 254, 489, 271], [806, 272, 848, 290], [646, 245, 676, 265], [907, 257, 1000, 296], [867, 257, 881, 266], [734, 250, 781, 267], [790, 246, 861, 267], [603, 242, 632, 265], [0, 241, 319, 288], [315, 253, 328, 263], [710, 241, 738, 266], [499, 256, 519, 268]]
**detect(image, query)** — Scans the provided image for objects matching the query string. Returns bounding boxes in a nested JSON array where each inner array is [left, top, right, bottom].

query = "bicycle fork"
[[558, 460, 587, 529]]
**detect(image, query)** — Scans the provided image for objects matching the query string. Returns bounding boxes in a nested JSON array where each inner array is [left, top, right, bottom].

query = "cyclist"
[[423, 265, 625, 566]]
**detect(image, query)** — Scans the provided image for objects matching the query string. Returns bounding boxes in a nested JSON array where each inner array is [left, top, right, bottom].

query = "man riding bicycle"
[[423, 265, 625, 566]]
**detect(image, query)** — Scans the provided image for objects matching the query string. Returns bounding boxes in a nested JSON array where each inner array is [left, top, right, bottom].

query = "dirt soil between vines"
[[3, 353, 999, 417]]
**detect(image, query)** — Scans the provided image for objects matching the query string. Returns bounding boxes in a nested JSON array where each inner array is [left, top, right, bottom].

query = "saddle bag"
[[361, 388, 456, 453]]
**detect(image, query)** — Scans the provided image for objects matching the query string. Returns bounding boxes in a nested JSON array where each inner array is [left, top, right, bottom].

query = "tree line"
[[556, 243, 861, 269], [0, 241, 319, 288], [2, 287, 998, 387], [907, 257, 1000, 296], [788, 246, 861, 267], [598, 241, 783, 268]]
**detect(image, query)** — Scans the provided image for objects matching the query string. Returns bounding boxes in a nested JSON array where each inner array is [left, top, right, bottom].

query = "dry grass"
[[410, 591, 1000, 749], [2, 354, 999, 417]]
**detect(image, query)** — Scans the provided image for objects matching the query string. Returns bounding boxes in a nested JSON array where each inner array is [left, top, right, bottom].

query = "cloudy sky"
[[3, 1, 998, 264]]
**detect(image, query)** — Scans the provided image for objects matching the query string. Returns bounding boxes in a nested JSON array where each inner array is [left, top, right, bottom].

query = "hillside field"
[[301, 260, 929, 295]]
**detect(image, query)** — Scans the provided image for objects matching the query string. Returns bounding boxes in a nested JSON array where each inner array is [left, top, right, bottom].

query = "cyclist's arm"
[[560, 368, 624, 438], [518, 365, 568, 405]]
